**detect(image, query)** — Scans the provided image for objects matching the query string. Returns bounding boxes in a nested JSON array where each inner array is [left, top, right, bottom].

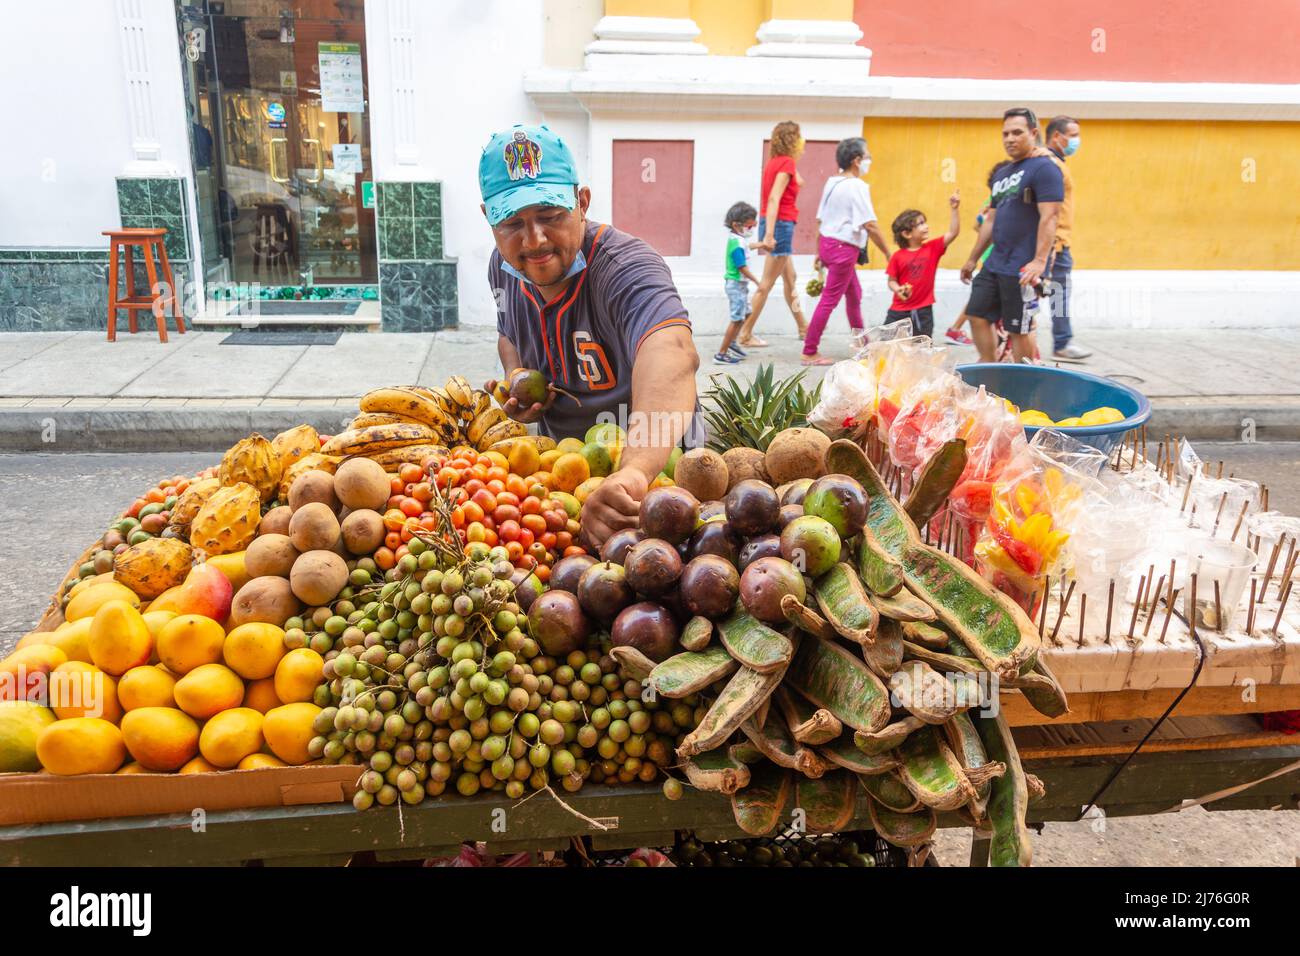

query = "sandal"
[[800, 354, 834, 366]]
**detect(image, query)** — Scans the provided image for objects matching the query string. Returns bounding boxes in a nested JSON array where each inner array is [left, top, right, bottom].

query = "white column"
[[117, 0, 176, 175], [585, 15, 707, 56], [387, 0, 420, 167]]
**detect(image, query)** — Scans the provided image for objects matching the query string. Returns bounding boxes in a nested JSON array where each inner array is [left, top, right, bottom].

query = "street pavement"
[[2, 325, 1300, 450], [1, 444, 1297, 867]]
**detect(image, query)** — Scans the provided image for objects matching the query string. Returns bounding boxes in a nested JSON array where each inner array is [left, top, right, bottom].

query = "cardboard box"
[[0, 764, 361, 827]]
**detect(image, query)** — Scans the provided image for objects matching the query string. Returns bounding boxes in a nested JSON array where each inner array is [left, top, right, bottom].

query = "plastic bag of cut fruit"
[[808, 360, 880, 439], [944, 384, 1031, 560], [974, 446, 1099, 618], [869, 335, 954, 439], [886, 368, 968, 478]]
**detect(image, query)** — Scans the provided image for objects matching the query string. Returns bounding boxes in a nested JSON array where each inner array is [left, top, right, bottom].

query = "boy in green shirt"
[[718, 202, 759, 364]]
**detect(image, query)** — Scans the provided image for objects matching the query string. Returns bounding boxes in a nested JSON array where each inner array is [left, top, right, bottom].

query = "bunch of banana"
[[321, 421, 438, 457]]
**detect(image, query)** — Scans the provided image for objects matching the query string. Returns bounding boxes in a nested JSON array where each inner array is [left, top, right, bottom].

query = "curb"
[[0, 398, 1297, 452]]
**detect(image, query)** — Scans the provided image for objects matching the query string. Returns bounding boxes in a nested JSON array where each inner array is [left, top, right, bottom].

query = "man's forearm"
[[967, 214, 994, 262], [622, 328, 699, 481], [497, 334, 521, 376], [1033, 206, 1060, 264]]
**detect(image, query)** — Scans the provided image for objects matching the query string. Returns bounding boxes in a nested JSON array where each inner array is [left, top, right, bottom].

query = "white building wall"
[[0, 0, 193, 248]]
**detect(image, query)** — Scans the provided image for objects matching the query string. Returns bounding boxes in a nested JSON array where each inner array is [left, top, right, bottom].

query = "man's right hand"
[[960, 260, 977, 284], [483, 378, 557, 425], [580, 468, 647, 549]]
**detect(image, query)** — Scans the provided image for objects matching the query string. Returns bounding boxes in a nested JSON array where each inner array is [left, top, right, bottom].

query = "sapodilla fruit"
[[113, 537, 194, 599], [219, 433, 282, 503], [190, 482, 261, 555]]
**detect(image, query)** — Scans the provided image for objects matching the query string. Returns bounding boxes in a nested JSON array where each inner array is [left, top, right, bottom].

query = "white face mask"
[[860, 159, 871, 174]]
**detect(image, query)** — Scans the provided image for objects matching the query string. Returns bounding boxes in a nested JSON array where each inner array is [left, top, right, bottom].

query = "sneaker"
[[1053, 343, 1092, 362], [728, 343, 748, 358], [713, 352, 742, 365], [945, 328, 973, 345]]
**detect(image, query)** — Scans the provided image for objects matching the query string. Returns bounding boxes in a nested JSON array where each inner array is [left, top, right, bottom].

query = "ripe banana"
[[477, 418, 529, 450], [321, 422, 438, 457], [359, 387, 455, 430], [358, 444, 451, 470], [445, 376, 474, 409], [467, 389, 492, 421], [467, 407, 507, 446], [350, 411, 422, 430]]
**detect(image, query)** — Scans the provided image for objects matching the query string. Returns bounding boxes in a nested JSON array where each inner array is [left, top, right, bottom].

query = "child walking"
[[885, 191, 961, 339], [717, 201, 759, 364]]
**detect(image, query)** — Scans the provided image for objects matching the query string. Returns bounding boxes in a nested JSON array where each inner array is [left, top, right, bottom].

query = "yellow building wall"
[[691, 0, 765, 55], [605, 0, 691, 16], [545, 0, 603, 69], [860, 117, 1300, 270]]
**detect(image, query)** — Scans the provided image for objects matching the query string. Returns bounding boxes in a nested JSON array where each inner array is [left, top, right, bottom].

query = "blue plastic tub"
[[956, 363, 1152, 456]]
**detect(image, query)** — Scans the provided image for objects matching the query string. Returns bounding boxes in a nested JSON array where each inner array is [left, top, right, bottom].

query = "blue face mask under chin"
[[1064, 136, 1080, 157], [501, 250, 588, 285]]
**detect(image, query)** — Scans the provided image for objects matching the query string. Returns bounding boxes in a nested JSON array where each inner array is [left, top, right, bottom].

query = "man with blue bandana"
[[479, 124, 701, 547]]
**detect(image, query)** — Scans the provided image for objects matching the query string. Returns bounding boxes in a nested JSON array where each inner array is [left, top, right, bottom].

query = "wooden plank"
[[1018, 730, 1300, 760], [1002, 683, 1300, 727]]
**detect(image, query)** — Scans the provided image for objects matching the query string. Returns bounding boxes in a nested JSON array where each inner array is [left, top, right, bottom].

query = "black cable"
[[1074, 604, 1207, 821]]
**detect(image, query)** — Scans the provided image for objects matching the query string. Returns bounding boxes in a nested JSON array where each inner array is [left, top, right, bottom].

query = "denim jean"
[[1048, 245, 1073, 351]]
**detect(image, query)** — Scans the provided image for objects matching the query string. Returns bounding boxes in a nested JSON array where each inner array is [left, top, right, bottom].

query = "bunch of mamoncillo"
[[616, 440, 1064, 866]]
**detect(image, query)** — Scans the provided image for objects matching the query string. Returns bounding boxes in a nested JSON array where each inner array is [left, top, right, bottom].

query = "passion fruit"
[[611, 602, 679, 662], [688, 520, 740, 565], [802, 474, 870, 537], [509, 567, 544, 611], [779, 515, 842, 577], [698, 500, 726, 523], [679, 555, 741, 620], [549, 553, 597, 594], [623, 538, 683, 597], [778, 478, 814, 506], [737, 533, 782, 571], [576, 561, 635, 623], [600, 528, 644, 565], [527, 590, 591, 657], [725, 479, 780, 537], [739, 556, 806, 624], [639, 486, 700, 545], [778, 504, 804, 529], [508, 368, 549, 407]]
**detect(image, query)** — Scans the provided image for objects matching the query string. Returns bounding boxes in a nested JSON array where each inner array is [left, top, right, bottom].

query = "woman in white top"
[[802, 137, 892, 365]]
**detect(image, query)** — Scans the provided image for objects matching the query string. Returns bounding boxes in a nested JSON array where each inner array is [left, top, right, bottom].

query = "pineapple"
[[701, 364, 823, 453], [272, 424, 321, 477], [219, 433, 282, 503], [190, 482, 261, 555], [113, 538, 194, 599], [278, 453, 342, 501], [169, 477, 221, 534]]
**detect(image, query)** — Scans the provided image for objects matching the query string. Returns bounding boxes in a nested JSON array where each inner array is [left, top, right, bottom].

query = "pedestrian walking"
[[884, 192, 961, 339], [716, 201, 759, 364], [1044, 115, 1092, 362]]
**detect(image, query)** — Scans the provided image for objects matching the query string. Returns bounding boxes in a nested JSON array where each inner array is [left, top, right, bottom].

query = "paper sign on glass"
[[318, 41, 365, 113], [334, 143, 363, 174]]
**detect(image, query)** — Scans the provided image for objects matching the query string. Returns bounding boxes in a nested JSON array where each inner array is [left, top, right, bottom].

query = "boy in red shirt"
[[885, 192, 960, 339]]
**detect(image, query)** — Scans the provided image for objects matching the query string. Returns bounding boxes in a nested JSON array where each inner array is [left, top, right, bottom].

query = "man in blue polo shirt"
[[479, 124, 701, 547], [959, 107, 1064, 363]]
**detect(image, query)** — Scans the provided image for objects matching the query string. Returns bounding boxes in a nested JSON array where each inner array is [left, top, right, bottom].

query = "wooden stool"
[[103, 228, 186, 343]]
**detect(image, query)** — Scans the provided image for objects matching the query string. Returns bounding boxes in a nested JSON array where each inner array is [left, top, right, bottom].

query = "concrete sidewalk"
[[1, 325, 1298, 450]]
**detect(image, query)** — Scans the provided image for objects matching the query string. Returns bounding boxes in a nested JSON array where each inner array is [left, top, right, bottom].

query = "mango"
[[36, 718, 126, 775], [238, 752, 286, 770], [115, 760, 158, 774], [65, 581, 141, 622], [141, 610, 178, 641], [173, 663, 244, 719], [117, 665, 177, 711], [120, 707, 200, 771], [68, 572, 116, 600], [242, 677, 282, 714], [49, 661, 123, 723], [263, 702, 322, 765], [179, 755, 219, 775], [0, 700, 57, 772], [199, 707, 265, 768], [273, 648, 324, 704], [147, 563, 234, 622], [1, 644, 69, 702], [37, 618, 94, 664], [156, 613, 225, 675], [223, 622, 286, 680], [204, 551, 251, 595], [88, 600, 153, 676]]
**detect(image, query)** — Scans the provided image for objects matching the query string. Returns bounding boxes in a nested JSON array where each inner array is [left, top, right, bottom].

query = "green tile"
[[0, 250, 32, 261], [412, 218, 442, 260], [31, 251, 76, 261], [380, 218, 414, 261], [412, 182, 441, 220], [377, 181, 413, 222], [78, 250, 110, 262], [148, 179, 184, 218], [155, 216, 189, 260], [116, 178, 152, 218]]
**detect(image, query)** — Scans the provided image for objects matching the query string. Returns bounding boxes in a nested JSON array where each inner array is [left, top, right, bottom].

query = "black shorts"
[[885, 306, 934, 338], [965, 269, 1036, 335]]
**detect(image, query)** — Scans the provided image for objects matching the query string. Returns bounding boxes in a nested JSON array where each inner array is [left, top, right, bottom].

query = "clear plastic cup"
[[1182, 538, 1258, 632]]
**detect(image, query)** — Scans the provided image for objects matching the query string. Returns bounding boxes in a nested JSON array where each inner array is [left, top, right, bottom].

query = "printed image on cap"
[[479, 124, 580, 226]]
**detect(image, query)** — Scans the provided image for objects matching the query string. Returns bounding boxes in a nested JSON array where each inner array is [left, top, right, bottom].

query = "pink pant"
[[804, 235, 863, 355]]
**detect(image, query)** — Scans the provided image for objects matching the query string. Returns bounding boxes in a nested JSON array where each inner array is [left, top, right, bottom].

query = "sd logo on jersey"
[[572, 331, 615, 391]]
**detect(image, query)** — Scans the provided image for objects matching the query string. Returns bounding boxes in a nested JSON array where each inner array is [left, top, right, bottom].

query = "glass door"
[[185, 1, 375, 289]]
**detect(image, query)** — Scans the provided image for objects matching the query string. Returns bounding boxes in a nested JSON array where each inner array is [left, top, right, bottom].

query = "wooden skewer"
[[1211, 492, 1228, 537], [1126, 576, 1142, 641], [1189, 573, 1200, 633], [1216, 460, 1224, 479], [1188, 502, 1197, 527], [1270, 580, 1293, 635], [1213, 579, 1223, 634], [1142, 563, 1156, 611], [1247, 578, 1258, 634], [1038, 575, 1051, 638], [1230, 500, 1250, 542], [1262, 485, 1269, 512], [1180, 473, 1194, 513], [1077, 593, 1087, 647], [1277, 540, 1299, 601], [1261, 534, 1286, 596], [1049, 580, 1077, 645], [1159, 564, 1176, 643], [1105, 579, 1116, 643], [1140, 424, 1147, 466], [1143, 574, 1166, 638]]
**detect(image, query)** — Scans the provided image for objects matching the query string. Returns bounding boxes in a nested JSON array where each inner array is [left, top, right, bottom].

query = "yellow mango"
[[204, 551, 252, 595], [120, 707, 200, 771], [179, 755, 219, 775], [68, 572, 116, 600], [172, 663, 244, 720], [141, 610, 178, 641], [222, 622, 286, 680], [242, 677, 282, 714], [49, 661, 122, 723], [199, 707, 265, 768], [262, 702, 322, 765], [88, 600, 153, 676], [41, 618, 94, 664], [115, 760, 158, 774], [156, 613, 225, 675], [36, 718, 126, 775], [238, 752, 286, 770], [273, 648, 324, 704], [117, 665, 177, 711], [65, 581, 141, 622]]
